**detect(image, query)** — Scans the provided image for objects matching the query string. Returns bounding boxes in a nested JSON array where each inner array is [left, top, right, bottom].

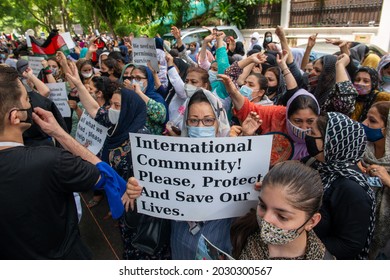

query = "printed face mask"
[[184, 83, 198, 98], [108, 108, 120, 124], [187, 126, 215, 138], [50, 67, 58, 76], [257, 214, 305, 245], [305, 134, 323, 157], [287, 119, 311, 140], [239, 85, 253, 99], [353, 83, 370, 95], [361, 123, 384, 142]]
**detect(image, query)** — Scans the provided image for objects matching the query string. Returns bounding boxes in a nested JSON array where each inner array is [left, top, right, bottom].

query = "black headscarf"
[[312, 55, 337, 107], [354, 67, 380, 122], [101, 88, 147, 162]]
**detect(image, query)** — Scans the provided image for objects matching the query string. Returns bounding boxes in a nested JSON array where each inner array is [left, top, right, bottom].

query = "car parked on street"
[[162, 26, 245, 48]]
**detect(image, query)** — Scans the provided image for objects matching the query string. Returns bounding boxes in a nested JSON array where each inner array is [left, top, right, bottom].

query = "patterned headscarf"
[[318, 112, 376, 259], [354, 67, 380, 122]]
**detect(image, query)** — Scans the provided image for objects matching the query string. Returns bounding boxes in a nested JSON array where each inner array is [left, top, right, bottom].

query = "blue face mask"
[[239, 85, 253, 99], [265, 37, 272, 43], [132, 79, 146, 92], [362, 123, 384, 142], [382, 74, 390, 83], [187, 126, 215, 138], [208, 70, 217, 83]]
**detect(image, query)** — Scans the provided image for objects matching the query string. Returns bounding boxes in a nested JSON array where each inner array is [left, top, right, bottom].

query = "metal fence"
[[246, 0, 383, 28], [246, 3, 282, 28]]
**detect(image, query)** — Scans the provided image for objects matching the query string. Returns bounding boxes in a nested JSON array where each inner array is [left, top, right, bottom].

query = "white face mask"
[[184, 83, 198, 98], [108, 108, 120, 124], [81, 71, 93, 79]]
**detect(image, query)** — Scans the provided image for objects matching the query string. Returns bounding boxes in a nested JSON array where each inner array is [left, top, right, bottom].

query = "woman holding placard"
[[126, 88, 233, 259]]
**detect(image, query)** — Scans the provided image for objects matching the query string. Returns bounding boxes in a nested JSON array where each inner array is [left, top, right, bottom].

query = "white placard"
[[27, 56, 44, 77], [132, 38, 159, 72], [75, 110, 108, 155], [46, 82, 71, 118], [25, 32, 32, 47], [130, 133, 272, 221], [73, 24, 83, 35], [60, 32, 76, 49]]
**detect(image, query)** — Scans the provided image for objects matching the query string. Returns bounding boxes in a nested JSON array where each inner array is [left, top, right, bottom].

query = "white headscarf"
[[180, 89, 230, 138]]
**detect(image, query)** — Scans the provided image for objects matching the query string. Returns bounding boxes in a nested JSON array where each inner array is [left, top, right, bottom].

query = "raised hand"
[[241, 111, 262, 136], [307, 33, 318, 49]]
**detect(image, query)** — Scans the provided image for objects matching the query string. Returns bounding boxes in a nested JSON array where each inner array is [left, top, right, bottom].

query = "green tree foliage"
[[213, 0, 280, 28]]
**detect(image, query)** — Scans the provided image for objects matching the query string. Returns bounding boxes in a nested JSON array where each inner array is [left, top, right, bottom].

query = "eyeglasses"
[[130, 76, 147, 81], [187, 118, 216, 127]]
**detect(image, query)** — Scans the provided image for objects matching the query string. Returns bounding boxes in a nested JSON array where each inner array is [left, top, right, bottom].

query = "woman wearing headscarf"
[[127, 65, 168, 135], [305, 112, 376, 259], [127, 88, 232, 259], [360, 101, 390, 259], [307, 54, 357, 115], [350, 67, 390, 122], [248, 32, 261, 52], [377, 54, 390, 93]]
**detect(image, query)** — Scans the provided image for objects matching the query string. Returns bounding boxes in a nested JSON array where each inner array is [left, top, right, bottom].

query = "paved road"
[[79, 190, 124, 260]]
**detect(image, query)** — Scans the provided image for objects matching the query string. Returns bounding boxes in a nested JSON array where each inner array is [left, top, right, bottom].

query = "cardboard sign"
[[46, 82, 71, 118], [132, 38, 159, 72], [130, 133, 272, 221], [75, 110, 108, 155], [27, 56, 44, 77]]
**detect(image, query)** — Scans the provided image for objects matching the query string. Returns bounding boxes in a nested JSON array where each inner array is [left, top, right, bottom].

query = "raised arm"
[[22, 67, 50, 97], [301, 33, 317, 71], [65, 62, 100, 118], [275, 26, 293, 64], [33, 107, 101, 165]]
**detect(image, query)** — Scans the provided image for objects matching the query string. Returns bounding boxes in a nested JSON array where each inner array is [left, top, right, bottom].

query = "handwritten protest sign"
[[130, 133, 272, 221], [28, 56, 44, 77], [132, 38, 159, 72], [46, 82, 71, 118], [76, 110, 108, 155]]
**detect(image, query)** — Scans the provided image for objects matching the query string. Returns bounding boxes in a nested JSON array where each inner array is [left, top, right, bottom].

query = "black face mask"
[[100, 71, 110, 77], [11, 105, 33, 125], [305, 135, 323, 157], [266, 86, 277, 96], [123, 76, 131, 82]]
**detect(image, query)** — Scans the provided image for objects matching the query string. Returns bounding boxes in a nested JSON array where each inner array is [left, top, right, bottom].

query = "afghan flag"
[[30, 30, 70, 58]]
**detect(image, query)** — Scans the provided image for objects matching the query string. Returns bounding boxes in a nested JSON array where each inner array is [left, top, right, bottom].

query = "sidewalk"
[[79, 190, 124, 260]]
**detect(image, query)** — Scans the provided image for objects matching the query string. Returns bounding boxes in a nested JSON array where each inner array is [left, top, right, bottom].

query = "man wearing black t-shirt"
[[0, 65, 101, 259]]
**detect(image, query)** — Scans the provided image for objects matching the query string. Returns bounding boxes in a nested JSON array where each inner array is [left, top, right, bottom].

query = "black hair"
[[108, 51, 125, 63], [287, 95, 319, 118], [91, 76, 117, 102], [248, 72, 268, 91], [231, 160, 323, 259]]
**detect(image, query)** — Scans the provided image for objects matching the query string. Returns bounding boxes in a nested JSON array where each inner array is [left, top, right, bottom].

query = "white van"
[[162, 26, 245, 49]]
